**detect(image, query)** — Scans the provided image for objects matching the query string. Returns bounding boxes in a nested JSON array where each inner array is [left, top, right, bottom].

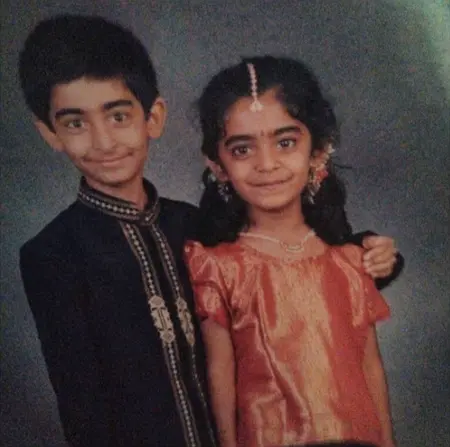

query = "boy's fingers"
[[363, 243, 398, 262], [364, 257, 397, 277]]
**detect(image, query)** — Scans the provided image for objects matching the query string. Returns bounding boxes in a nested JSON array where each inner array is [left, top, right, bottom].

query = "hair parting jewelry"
[[246, 63, 263, 112]]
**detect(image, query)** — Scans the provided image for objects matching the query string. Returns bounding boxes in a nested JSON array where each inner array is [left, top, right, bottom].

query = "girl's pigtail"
[[195, 168, 248, 246], [302, 167, 353, 245]]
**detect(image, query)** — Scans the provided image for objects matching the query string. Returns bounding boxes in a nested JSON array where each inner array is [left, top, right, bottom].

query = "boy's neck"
[[85, 177, 148, 210]]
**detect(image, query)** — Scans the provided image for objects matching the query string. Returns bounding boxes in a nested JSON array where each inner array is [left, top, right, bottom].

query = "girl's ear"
[[309, 148, 324, 168], [310, 143, 334, 169], [205, 157, 229, 182], [146, 96, 167, 139]]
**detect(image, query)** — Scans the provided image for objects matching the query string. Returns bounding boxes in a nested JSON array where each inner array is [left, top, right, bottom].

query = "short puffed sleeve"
[[184, 241, 231, 330]]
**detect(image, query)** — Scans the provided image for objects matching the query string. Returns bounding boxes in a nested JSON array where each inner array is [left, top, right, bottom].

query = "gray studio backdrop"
[[1, 1, 449, 446]]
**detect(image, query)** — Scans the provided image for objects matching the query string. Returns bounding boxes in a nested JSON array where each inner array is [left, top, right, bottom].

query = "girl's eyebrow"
[[224, 134, 253, 147], [273, 125, 302, 136], [224, 125, 302, 146]]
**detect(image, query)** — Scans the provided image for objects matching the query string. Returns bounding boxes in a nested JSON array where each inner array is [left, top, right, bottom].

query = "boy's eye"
[[111, 111, 130, 123], [66, 118, 84, 129], [278, 138, 296, 149]]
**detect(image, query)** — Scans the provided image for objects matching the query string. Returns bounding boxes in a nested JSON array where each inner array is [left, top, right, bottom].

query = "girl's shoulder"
[[184, 239, 244, 266], [184, 240, 246, 289], [329, 243, 366, 272]]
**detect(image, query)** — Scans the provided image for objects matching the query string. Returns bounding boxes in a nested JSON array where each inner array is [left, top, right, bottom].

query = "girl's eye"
[[231, 146, 251, 157], [278, 138, 296, 149]]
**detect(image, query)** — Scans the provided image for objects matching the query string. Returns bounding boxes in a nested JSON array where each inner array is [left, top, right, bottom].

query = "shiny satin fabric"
[[185, 240, 390, 447]]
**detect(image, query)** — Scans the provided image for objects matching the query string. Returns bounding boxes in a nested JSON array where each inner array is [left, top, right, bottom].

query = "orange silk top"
[[184, 240, 390, 447]]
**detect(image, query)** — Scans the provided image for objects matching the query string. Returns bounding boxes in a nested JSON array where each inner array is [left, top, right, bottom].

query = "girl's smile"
[[215, 88, 315, 214]]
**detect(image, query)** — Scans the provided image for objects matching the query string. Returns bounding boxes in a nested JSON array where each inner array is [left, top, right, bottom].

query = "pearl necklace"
[[239, 229, 316, 254]]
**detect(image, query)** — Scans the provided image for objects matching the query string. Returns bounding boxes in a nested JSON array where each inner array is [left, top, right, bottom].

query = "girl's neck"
[[247, 202, 308, 237]]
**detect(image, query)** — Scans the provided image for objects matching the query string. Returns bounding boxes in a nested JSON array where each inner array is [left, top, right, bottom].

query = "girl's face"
[[213, 88, 316, 214]]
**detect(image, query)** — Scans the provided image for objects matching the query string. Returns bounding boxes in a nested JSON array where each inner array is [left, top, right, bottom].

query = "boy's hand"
[[362, 235, 398, 278]]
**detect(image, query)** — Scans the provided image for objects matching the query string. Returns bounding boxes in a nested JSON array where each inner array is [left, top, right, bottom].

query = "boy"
[[19, 14, 399, 447], [19, 15, 216, 447]]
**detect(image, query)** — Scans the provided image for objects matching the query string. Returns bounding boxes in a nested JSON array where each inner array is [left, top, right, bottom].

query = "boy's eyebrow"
[[54, 100, 134, 120], [54, 108, 83, 120], [103, 99, 134, 111], [224, 125, 302, 146]]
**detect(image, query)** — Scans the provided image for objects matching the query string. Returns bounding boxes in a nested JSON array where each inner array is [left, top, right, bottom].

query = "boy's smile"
[[36, 77, 166, 204]]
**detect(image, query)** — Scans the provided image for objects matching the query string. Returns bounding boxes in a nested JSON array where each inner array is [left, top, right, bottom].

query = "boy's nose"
[[91, 122, 115, 151]]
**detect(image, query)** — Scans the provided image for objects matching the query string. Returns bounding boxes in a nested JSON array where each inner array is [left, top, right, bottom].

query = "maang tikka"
[[246, 63, 263, 112]]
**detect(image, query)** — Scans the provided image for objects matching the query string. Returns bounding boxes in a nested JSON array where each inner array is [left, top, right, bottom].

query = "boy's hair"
[[19, 14, 159, 128], [194, 55, 352, 246]]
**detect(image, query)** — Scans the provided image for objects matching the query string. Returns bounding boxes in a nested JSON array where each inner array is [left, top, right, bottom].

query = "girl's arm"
[[363, 325, 396, 447], [201, 318, 237, 447]]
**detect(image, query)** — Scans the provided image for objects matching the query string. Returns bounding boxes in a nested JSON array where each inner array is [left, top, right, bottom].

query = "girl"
[[185, 56, 396, 447]]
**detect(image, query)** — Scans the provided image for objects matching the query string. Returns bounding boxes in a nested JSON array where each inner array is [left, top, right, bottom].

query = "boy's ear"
[[205, 157, 228, 182], [34, 119, 65, 152], [146, 96, 167, 139]]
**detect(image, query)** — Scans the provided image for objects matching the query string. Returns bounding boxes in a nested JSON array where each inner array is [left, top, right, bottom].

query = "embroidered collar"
[[77, 177, 160, 225]]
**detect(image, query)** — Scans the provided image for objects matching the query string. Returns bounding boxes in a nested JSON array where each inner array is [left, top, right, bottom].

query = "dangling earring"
[[206, 168, 232, 203], [207, 170, 217, 184], [306, 169, 323, 204], [218, 182, 231, 203], [306, 144, 335, 204]]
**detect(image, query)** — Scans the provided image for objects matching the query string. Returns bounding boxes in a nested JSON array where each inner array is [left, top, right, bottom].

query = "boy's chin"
[[82, 169, 143, 191]]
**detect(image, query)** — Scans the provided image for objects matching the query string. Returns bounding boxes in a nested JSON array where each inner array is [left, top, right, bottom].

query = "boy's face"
[[36, 77, 166, 199]]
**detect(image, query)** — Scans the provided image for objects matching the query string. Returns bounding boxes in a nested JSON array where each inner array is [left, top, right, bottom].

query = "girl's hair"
[[195, 55, 353, 246]]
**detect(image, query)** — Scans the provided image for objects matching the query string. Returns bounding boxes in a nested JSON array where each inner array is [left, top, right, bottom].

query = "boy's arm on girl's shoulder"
[[334, 206, 404, 289], [20, 240, 112, 447], [349, 230, 404, 290], [158, 198, 200, 244]]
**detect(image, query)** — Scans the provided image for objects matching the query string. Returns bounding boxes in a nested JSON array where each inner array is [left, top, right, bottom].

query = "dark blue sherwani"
[[20, 178, 217, 447]]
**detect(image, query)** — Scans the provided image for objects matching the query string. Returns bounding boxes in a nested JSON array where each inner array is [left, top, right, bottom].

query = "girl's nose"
[[256, 145, 279, 171]]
